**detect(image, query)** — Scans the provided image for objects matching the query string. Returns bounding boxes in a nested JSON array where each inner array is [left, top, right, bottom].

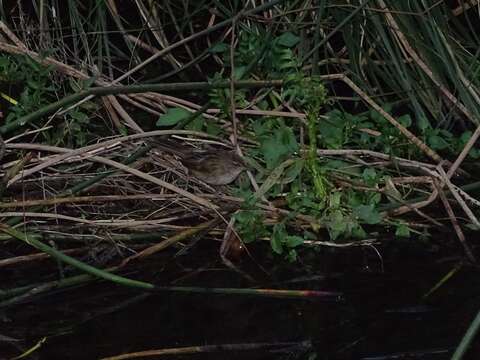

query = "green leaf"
[[259, 124, 298, 169], [271, 224, 285, 254], [286, 249, 298, 262], [329, 192, 342, 209], [283, 159, 304, 183], [27, 79, 41, 90], [285, 235, 304, 248], [362, 168, 377, 186], [327, 210, 346, 240], [185, 115, 204, 131], [370, 104, 392, 124], [209, 43, 229, 53], [460, 131, 472, 145], [69, 110, 89, 123], [205, 121, 222, 136], [253, 120, 268, 137], [398, 114, 412, 128], [352, 224, 367, 238], [325, 159, 361, 176], [346, 190, 363, 207], [234, 209, 267, 244], [417, 115, 430, 132], [278, 125, 298, 152], [82, 76, 96, 89], [469, 148, 480, 159], [428, 133, 449, 150], [368, 192, 382, 205], [276, 32, 300, 48], [319, 119, 344, 149], [395, 223, 410, 237], [439, 129, 453, 139], [353, 204, 382, 224], [260, 137, 283, 169], [157, 108, 191, 127], [233, 66, 247, 80]]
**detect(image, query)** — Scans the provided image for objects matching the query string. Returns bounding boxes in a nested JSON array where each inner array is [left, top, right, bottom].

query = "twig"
[[119, 218, 220, 266], [99, 341, 313, 360], [436, 181, 476, 263], [0, 194, 178, 208]]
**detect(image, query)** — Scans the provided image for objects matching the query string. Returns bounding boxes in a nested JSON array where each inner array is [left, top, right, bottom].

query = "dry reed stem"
[[0, 41, 88, 79], [206, 108, 307, 120], [118, 95, 162, 116], [102, 96, 125, 132], [0, 20, 27, 49], [125, 34, 162, 55], [106, 95, 144, 133], [436, 181, 476, 263], [135, 0, 182, 68], [0, 194, 179, 208], [317, 148, 436, 165], [435, 166, 480, 227], [119, 218, 219, 266], [0, 248, 84, 268], [452, 0, 480, 16], [0, 212, 180, 229], [388, 187, 439, 217]]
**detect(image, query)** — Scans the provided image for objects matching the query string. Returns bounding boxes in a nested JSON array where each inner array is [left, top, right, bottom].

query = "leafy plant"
[[1, 54, 98, 148], [1, 55, 57, 125], [255, 120, 298, 170], [271, 222, 304, 262], [234, 208, 269, 244]]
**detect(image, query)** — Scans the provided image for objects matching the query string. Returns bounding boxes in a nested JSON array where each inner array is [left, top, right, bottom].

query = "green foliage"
[[234, 208, 269, 244], [271, 222, 304, 262], [156, 106, 220, 135], [256, 121, 298, 169], [353, 204, 382, 225], [191, 28, 453, 258], [1, 55, 57, 125], [325, 209, 366, 241], [459, 131, 480, 159], [67, 110, 90, 146], [418, 118, 480, 160], [0, 54, 97, 147], [4, 0, 467, 268], [395, 222, 411, 237], [234, 194, 306, 262], [214, 30, 301, 77], [298, 77, 329, 200], [208, 73, 248, 119], [284, 75, 327, 112], [325, 105, 415, 157], [319, 106, 480, 161], [286, 185, 325, 217], [157, 108, 191, 127]]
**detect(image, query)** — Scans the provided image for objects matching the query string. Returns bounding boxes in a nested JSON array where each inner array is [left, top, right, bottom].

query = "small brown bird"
[[151, 139, 246, 185]]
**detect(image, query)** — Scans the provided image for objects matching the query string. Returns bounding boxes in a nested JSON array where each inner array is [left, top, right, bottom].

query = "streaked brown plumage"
[[151, 139, 246, 185]]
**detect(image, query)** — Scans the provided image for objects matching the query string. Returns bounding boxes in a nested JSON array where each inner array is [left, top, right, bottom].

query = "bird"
[[150, 139, 246, 186]]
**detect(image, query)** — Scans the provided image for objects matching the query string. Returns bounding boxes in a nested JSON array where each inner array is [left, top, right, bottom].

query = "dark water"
[[1, 240, 480, 360]]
